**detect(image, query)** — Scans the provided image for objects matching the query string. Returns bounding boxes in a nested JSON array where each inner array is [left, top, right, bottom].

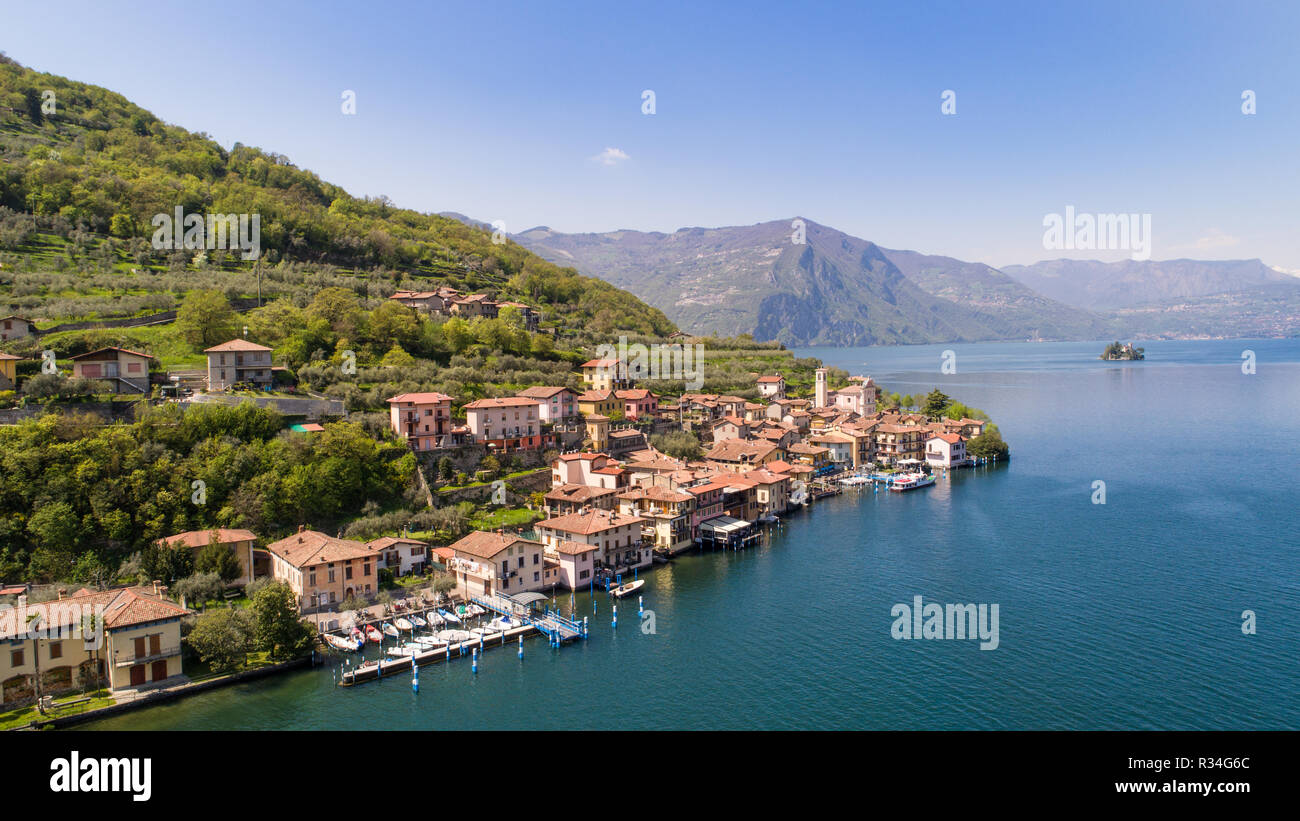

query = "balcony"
[[113, 645, 181, 668]]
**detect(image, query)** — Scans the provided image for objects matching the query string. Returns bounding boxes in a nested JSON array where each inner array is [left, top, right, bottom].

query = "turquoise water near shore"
[[84, 339, 1300, 730]]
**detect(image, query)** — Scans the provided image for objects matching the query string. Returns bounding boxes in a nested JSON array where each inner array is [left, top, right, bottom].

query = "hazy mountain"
[[1000, 258, 1295, 311], [514, 219, 1107, 344]]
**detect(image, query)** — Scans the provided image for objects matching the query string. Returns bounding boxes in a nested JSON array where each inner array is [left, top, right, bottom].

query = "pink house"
[[387, 392, 454, 451], [516, 386, 579, 422], [615, 388, 659, 420]]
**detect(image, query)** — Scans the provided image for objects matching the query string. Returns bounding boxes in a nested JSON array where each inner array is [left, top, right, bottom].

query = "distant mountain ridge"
[[509, 218, 1298, 343], [514, 219, 1108, 345]]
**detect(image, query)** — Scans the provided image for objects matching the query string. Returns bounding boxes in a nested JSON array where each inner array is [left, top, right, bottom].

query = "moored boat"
[[323, 633, 362, 652], [610, 579, 645, 599], [382, 622, 400, 637], [394, 617, 414, 631], [437, 608, 462, 625], [409, 614, 427, 628]]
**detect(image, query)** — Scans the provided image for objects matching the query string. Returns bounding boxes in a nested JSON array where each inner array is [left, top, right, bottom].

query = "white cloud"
[[1191, 228, 1240, 250], [592, 147, 629, 167]]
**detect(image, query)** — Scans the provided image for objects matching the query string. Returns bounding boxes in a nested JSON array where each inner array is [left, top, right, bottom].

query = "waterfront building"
[[446, 531, 550, 597], [925, 433, 971, 468], [617, 485, 696, 553], [535, 509, 652, 573], [266, 528, 377, 610], [0, 583, 189, 708]]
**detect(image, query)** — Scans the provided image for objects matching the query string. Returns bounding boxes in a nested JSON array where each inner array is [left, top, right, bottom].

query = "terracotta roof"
[[365, 536, 429, 550], [204, 338, 272, 353], [266, 530, 373, 568], [448, 531, 541, 560], [581, 359, 620, 368], [707, 439, 778, 462], [157, 529, 256, 548], [5, 586, 190, 637], [546, 484, 618, 502], [463, 396, 540, 409], [930, 432, 964, 444], [0, 352, 22, 361], [756, 375, 785, 383], [615, 389, 655, 400], [557, 452, 610, 462], [552, 539, 598, 556], [537, 509, 644, 535], [387, 392, 453, 404], [578, 389, 614, 402], [618, 486, 694, 503], [517, 386, 575, 399], [70, 346, 154, 360]]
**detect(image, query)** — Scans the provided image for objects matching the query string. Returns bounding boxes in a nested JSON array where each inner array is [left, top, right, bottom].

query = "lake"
[[84, 339, 1300, 730]]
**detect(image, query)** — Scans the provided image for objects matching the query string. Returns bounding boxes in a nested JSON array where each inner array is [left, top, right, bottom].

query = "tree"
[[437, 455, 454, 481], [651, 430, 703, 460], [196, 538, 242, 583], [922, 388, 951, 419], [967, 426, 1010, 460], [187, 608, 254, 672], [174, 572, 224, 608], [177, 289, 236, 349], [249, 581, 314, 660]]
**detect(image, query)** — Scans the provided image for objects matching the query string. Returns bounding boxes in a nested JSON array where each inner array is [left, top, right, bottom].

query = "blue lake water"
[[84, 339, 1300, 730]]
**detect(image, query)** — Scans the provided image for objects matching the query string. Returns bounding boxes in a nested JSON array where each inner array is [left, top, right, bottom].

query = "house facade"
[[445, 531, 550, 597], [204, 338, 274, 390], [266, 529, 377, 610], [70, 347, 153, 394], [387, 392, 454, 451], [156, 528, 258, 587]]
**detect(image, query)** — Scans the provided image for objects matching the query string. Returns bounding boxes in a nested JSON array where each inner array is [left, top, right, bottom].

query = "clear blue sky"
[[4, 0, 1298, 269]]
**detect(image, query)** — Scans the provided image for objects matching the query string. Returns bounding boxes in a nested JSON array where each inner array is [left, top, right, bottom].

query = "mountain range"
[[512, 218, 1300, 344]]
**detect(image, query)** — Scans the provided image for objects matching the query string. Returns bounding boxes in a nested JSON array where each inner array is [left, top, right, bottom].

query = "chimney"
[[57, 587, 67, 600], [298, 524, 305, 533], [152, 579, 162, 596]]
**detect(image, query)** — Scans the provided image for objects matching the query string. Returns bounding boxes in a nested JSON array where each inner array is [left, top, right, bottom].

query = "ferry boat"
[[888, 472, 936, 491]]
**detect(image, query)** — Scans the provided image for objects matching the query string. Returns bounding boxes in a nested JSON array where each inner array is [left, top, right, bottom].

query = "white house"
[[925, 433, 970, 468]]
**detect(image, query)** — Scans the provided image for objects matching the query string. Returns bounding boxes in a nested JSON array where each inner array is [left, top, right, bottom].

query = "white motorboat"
[[610, 579, 645, 599]]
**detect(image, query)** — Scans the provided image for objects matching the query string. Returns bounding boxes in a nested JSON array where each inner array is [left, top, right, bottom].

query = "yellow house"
[[577, 388, 620, 418], [0, 352, 20, 390], [0, 584, 190, 708]]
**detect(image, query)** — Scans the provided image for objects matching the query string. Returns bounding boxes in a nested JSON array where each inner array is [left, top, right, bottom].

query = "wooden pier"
[[337, 623, 542, 686]]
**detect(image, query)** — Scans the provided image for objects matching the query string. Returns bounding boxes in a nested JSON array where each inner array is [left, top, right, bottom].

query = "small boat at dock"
[[394, 617, 414, 631], [409, 615, 427, 628], [437, 609, 462, 625], [323, 633, 363, 652], [610, 579, 645, 599], [382, 622, 400, 638], [366, 625, 383, 643], [888, 472, 936, 491], [463, 604, 485, 618], [436, 629, 472, 643]]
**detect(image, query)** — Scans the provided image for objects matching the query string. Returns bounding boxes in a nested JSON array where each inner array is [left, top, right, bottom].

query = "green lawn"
[[0, 689, 115, 731]]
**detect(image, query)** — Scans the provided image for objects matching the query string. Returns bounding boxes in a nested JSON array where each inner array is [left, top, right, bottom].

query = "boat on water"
[[394, 617, 414, 631], [426, 612, 445, 628], [382, 622, 400, 637], [888, 472, 936, 491], [436, 629, 472, 643], [323, 633, 363, 652], [366, 625, 383, 643], [385, 642, 426, 658], [463, 604, 485, 618], [409, 614, 427, 628], [414, 635, 447, 649], [349, 627, 366, 644], [839, 474, 872, 486], [610, 579, 646, 599], [437, 609, 462, 625], [485, 615, 515, 631]]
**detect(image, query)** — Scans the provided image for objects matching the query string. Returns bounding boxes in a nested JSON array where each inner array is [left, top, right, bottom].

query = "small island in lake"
[[1101, 341, 1145, 361]]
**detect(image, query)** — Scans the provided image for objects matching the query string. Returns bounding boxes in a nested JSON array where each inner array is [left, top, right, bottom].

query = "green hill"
[[0, 53, 674, 339]]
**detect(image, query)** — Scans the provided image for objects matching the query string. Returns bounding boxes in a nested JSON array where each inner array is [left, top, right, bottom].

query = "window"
[[11, 649, 23, 667], [533, 553, 539, 565], [579, 569, 589, 580], [49, 641, 62, 659], [517, 557, 524, 569], [345, 566, 353, 580], [328, 569, 336, 583], [309, 572, 316, 586], [533, 572, 540, 582]]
